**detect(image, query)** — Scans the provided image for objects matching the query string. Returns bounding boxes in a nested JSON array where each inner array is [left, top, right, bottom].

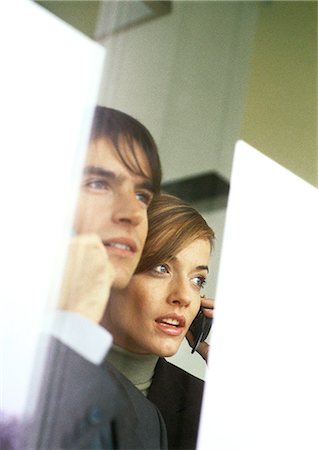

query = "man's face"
[[73, 137, 154, 290]]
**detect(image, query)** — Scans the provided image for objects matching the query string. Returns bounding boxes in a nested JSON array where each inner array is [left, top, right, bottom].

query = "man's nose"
[[112, 191, 144, 226]]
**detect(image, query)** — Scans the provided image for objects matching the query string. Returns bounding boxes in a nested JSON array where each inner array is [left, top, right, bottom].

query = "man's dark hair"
[[90, 106, 161, 194]]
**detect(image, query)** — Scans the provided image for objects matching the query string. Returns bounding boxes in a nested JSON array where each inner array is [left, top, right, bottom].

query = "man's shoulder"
[[106, 361, 168, 449], [106, 360, 164, 416], [26, 337, 122, 449]]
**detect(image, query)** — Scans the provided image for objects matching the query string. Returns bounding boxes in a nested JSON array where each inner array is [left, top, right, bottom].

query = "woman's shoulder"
[[149, 358, 204, 422], [154, 358, 204, 389]]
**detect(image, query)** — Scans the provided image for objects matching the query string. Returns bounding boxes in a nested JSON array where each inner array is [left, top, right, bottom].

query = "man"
[[25, 106, 167, 449]]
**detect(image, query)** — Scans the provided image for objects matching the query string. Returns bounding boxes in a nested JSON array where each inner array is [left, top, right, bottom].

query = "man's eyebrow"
[[83, 165, 155, 192], [137, 179, 155, 193], [83, 166, 116, 179]]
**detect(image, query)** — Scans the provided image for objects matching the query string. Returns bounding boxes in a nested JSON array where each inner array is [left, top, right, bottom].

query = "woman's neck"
[[106, 344, 159, 396]]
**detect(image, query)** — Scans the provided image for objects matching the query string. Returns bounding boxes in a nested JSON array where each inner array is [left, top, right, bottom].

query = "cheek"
[[128, 286, 149, 312], [108, 295, 133, 333], [138, 214, 149, 246], [114, 295, 148, 339], [188, 300, 201, 326], [74, 195, 109, 230], [116, 283, 145, 315], [125, 280, 157, 319]]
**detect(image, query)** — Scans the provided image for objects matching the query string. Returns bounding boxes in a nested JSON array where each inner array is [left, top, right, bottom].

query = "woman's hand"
[[186, 296, 215, 363], [58, 234, 115, 324]]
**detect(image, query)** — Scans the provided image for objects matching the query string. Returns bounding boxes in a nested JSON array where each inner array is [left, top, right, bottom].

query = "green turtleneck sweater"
[[106, 344, 159, 396]]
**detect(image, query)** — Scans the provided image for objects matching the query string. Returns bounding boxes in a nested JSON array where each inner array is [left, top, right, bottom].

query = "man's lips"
[[102, 237, 137, 255], [155, 314, 186, 336]]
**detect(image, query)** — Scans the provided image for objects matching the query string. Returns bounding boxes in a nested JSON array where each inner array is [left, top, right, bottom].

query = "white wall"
[[97, 1, 259, 379], [98, 1, 259, 181]]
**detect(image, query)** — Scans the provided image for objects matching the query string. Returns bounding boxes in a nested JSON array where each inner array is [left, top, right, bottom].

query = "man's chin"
[[111, 268, 136, 291]]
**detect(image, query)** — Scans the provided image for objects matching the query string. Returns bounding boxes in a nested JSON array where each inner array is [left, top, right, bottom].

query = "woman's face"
[[105, 238, 211, 356]]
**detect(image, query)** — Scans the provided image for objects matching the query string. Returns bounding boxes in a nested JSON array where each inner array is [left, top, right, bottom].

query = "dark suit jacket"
[[25, 338, 167, 449], [107, 362, 168, 450], [148, 358, 204, 450]]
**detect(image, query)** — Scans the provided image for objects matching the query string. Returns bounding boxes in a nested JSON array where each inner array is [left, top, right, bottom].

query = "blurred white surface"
[[198, 141, 318, 449], [0, 0, 104, 417]]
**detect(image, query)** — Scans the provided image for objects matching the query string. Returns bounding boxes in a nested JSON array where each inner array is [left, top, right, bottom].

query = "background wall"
[[36, 0, 317, 379], [241, 1, 317, 187], [97, 1, 259, 183]]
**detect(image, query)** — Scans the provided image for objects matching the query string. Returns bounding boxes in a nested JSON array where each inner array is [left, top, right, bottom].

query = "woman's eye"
[[192, 276, 206, 289], [136, 191, 153, 207], [152, 264, 169, 274]]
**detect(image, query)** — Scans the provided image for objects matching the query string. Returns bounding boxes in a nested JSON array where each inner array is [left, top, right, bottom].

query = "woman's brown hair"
[[135, 193, 215, 274]]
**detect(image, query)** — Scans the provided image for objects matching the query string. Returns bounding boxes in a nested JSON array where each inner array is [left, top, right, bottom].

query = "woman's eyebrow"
[[196, 265, 209, 273], [170, 256, 209, 273]]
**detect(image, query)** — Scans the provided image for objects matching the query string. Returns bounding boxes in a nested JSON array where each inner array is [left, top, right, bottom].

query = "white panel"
[[198, 141, 318, 449], [0, 1, 104, 418]]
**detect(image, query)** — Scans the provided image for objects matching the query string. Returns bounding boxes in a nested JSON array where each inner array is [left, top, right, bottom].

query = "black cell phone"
[[189, 308, 213, 354]]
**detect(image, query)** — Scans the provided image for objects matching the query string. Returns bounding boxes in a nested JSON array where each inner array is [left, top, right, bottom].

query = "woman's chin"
[[156, 343, 179, 358]]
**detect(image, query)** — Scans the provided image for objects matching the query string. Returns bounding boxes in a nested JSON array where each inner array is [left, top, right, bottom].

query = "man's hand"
[[58, 234, 115, 324], [186, 296, 215, 363]]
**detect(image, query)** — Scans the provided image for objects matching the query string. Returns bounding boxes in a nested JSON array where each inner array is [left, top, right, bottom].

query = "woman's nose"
[[167, 278, 193, 307]]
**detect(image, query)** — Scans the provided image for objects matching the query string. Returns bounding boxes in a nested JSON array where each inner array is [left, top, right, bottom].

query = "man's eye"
[[192, 276, 206, 289], [84, 179, 108, 190], [136, 191, 153, 206], [152, 264, 169, 274]]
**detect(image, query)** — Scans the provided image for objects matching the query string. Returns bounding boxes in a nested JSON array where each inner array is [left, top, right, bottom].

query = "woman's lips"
[[155, 314, 186, 337]]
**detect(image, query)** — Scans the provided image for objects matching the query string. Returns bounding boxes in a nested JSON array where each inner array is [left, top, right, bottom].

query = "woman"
[[101, 193, 215, 450]]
